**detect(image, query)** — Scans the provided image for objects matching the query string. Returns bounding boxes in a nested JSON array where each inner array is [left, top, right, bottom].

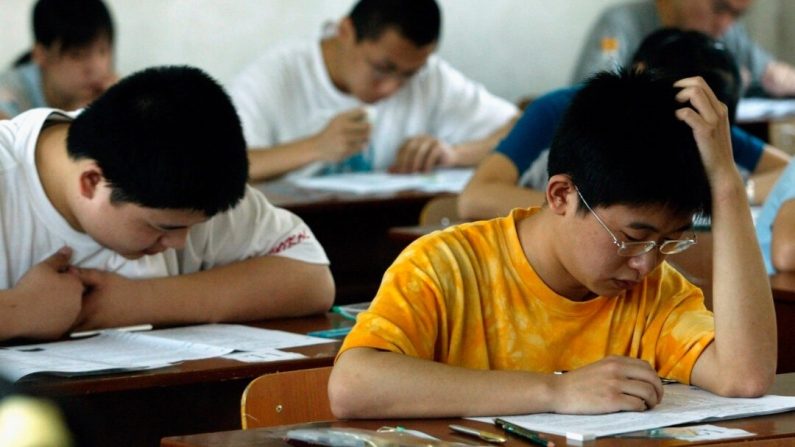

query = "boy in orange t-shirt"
[[330, 70, 776, 418]]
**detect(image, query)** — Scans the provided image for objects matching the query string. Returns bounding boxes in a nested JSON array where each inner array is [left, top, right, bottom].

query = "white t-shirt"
[[0, 108, 329, 289], [228, 35, 518, 178]]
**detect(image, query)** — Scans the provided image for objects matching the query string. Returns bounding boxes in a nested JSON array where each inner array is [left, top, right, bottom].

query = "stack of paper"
[[472, 383, 795, 439], [289, 169, 474, 195], [0, 324, 335, 382]]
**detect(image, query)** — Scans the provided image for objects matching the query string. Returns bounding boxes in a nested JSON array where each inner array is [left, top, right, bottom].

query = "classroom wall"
[[0, 0, 790, 104]]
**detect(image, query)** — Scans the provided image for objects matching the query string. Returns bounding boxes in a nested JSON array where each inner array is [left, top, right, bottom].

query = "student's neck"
[[35, 124, 83, 232], [320, 37, 351, 94], [519, 210, 595, 302]]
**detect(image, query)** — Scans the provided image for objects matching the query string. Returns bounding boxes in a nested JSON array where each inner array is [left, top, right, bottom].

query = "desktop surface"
[[161, 373, 795, 447]]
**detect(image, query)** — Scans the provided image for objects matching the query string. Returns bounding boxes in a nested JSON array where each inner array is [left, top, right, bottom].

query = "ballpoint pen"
[[494, 418, 555, 447], [449, 424, 506, 444]]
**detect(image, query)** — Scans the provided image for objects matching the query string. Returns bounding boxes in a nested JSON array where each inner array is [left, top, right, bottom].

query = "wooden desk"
[[771, 273, 795, 374], [18, 314, 350, 447], [162, 374, 795, 447], [256, 181, 442, 304]]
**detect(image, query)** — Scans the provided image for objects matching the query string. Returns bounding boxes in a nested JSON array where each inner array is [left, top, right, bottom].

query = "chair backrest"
[[241, 366, 335, 429], [419, 195, 461, 226]]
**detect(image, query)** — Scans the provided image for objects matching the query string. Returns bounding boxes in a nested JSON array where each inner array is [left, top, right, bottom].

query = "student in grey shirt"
[[571, 0, 795, 97]]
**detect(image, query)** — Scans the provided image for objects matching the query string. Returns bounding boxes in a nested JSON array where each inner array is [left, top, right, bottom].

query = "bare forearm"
[[459, 182, 546, 220], [703, 178, 776, 394], [450, 117, 518, 167], [124, 257, 334, 326], [330, 348, 554, 418], [762, 61, 795, 97], [248, 137, 323, 182], [0, 289, 28, 339]]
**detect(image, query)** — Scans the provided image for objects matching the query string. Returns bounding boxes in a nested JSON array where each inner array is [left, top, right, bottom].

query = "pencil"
[[494, 418, 555, 447]]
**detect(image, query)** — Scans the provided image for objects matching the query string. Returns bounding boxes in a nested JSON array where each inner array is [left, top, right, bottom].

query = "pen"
[[70, 324, 153, 338], [449, 424, 506, 444], [494, 418, 555, 447]]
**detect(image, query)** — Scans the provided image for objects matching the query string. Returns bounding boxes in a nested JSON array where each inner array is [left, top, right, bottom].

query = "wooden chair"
[[419, 195, 461, 226], [240, 366, 335, 429]]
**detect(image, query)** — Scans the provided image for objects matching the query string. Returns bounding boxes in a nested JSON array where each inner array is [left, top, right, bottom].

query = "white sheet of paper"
[[471, 384, 795, 439], [737, 98, 795, 121], [289, 169, 474, 195], [0, 331, 231, 381], [221, 349, 306, 363], [148, 324, 335, 351]]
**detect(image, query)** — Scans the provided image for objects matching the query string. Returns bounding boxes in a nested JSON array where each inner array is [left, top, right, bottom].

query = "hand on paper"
[[12, 247, 83, 338], [551, 356, 663, 414], [312, 108, 371, 162], [391, 135, 455, 173]]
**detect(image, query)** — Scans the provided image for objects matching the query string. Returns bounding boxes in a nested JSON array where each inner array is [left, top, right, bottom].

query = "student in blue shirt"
[[0, 0, 117, 119], [459, 28, 790, 220], [755, 160, 795, 274]]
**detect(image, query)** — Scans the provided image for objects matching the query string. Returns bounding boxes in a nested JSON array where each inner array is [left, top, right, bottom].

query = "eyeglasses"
[[575, 188, 697, 257]]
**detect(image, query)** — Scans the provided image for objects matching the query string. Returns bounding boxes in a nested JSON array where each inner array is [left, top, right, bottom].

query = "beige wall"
[[0, 0, 791, 103]]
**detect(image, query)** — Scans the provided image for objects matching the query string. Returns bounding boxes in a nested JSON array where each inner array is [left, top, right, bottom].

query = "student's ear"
[[546, 174, 577, 216], [338, 17, 357, 45], [31, 43, 49, 68], [77, 164, 105, 200]]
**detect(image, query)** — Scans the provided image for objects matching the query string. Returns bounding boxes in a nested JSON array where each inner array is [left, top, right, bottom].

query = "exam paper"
[[148, 323, 335, 351], [0, 331, 231, 382], [289, 169, 474, 195], [737, 98, 795, 121], [471, 384, 795, 439]]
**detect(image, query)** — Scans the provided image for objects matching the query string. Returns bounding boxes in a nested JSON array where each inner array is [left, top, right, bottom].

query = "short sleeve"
[[730, 126, 764, 173], [425, 58, 517, 145], [643, 265, 715, 383], [338, 238, 448, 360], [721, 24, 773, 86], [496, 88, 577, 174], [179, 185, 329, 273], [570, 8, 636, 83]]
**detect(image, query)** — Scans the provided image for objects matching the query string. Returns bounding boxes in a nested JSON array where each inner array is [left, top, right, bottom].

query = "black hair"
[[14, 0, 114, 68], [631, 28, 741, 123], [349, 0, 441, 46], [548, 70, 711, 218], [67, 66, 249, 216]]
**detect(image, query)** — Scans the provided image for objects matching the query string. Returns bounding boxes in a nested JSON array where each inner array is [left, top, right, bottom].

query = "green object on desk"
[[306, 326, 352, 339], [495, 418, 555, 447]]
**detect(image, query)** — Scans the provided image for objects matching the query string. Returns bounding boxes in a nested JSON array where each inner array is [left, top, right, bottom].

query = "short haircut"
[[548, 70, 711, 218], [33, 0, 114, 51], [67, 66, 249, 216], [631, 28, 741, 123], [348, 0, 441, 47]]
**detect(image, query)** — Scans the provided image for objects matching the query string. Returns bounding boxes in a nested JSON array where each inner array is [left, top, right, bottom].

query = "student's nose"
[[84, 51, 108, 77], [626, 249, 659, 277]]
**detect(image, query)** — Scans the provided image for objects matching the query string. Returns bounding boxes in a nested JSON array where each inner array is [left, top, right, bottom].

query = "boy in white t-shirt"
[[229, 0, 518, 181], [0, 66, 334, 341]]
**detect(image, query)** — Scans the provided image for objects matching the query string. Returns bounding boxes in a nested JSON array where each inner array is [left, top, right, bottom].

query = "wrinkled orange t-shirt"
[[339, 208, 715, 383]]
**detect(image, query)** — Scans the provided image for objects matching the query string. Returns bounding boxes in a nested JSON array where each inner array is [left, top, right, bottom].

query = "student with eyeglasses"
[[329, 70, 775, 418], [228, 0, 517, 182]]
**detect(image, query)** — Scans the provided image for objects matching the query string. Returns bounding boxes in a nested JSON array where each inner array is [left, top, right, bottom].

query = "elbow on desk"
[[708, 371, 775, 398], [327, 367, 366, 419]]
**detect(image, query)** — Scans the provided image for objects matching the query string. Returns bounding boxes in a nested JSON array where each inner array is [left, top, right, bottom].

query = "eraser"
[[566, 432, 596, 443], [363, 105, 378, 124]]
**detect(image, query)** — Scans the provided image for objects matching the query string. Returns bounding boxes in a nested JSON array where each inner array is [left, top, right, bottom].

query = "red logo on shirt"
[[268, 230, 310, 255]]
